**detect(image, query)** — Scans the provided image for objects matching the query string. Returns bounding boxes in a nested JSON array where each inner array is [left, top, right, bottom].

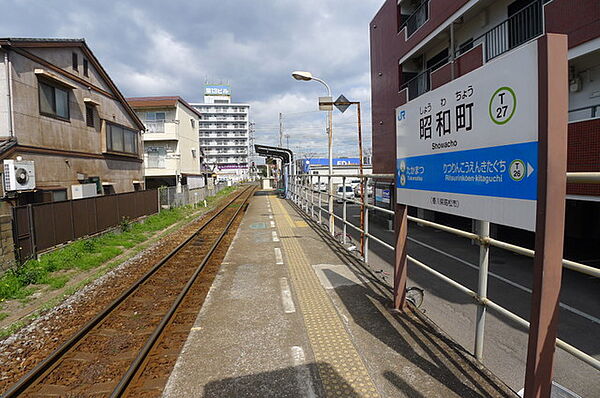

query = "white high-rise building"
[[192, 85, 250, 182]]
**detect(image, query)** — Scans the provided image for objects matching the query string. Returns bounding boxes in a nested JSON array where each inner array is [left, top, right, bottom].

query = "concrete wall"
[[175, 104, 201, 176], [0, 201, 15, 270], [0, 49, 9, 137], [12, 150, 142, 195]]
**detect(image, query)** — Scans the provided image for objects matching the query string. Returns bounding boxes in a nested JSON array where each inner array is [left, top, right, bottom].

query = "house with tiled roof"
[[0, 37, 145, 203]]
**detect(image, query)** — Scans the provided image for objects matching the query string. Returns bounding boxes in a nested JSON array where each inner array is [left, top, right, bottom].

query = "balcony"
[[400, 0, 543, 101], [569, 104, 600, 123], [477, 0, 543, 61], [199, 124, 247, 130], [142, 119, 179, 140], [399, 0, 429, 38]]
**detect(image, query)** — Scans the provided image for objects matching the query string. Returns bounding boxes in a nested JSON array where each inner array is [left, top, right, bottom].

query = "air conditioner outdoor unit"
[[3, 160, 36, 192]]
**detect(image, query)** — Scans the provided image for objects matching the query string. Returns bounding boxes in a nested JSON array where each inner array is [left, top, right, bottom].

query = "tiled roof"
[[126, 96, 202, 117]]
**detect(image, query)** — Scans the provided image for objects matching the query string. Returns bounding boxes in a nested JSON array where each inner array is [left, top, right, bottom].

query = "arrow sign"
[[334, 94, 351, 113], [527, 162, 535, 178]]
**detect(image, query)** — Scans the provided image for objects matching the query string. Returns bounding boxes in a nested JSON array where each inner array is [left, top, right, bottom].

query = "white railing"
[[143, 119, 178, 134], [288, 172, 600, 374]]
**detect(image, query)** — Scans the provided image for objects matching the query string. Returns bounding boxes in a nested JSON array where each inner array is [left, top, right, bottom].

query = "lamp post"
[[292, 71, 335, 235]]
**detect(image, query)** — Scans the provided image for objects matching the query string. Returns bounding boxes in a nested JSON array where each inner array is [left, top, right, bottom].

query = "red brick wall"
[[567, 118, 600, 196], [370, 0, 469, 174], [454, 44, 483, 78], [430, 63, 452, 90], [545, 0, 600, 48]]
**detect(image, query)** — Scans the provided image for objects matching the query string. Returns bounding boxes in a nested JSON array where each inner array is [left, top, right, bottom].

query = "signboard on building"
[[308, 158, 361, 166], [396, 41, 539, 230], [375, 188, 391, 204], [204, 85, 231, 96]]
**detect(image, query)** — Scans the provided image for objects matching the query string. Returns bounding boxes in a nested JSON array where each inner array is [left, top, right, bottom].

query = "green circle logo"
[[509, 159, 525, 182], [489, 86, 517, 125]]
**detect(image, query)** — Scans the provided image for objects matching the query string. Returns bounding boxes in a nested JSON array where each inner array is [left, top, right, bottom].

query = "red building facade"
[[370, 0, 600, 202]]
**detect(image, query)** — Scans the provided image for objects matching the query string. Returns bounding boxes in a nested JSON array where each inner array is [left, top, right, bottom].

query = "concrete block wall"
[[0, 201, 15, 272]]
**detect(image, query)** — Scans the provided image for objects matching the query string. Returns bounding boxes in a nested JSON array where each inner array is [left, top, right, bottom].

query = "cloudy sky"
[[3, 0, 384, 159]]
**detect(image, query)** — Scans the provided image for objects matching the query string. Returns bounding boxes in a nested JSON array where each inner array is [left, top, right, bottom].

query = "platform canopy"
[[254, 144, 293, 164]]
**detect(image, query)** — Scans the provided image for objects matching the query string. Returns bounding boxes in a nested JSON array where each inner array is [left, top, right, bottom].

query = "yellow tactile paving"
[[270, 196, 381, 398]]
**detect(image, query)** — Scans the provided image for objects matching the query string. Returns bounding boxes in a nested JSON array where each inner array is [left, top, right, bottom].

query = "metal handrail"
[[400, 0, 544, 100], [568, 104, 600, 120], [473, 0, 543, 61], [288, 172, 600, 374], [399, 0, 430, 37]]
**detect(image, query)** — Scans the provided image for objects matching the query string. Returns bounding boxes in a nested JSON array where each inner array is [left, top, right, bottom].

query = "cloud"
[[1, 0, 382, 157]]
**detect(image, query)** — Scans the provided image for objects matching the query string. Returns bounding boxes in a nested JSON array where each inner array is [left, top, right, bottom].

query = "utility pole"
[[279, 112, 283, 147]]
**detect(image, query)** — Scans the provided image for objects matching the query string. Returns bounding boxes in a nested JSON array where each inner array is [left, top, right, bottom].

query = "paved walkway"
[[162, 190, 518, 397]]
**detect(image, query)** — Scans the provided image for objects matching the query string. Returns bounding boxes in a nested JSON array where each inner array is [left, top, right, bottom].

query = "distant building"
[[127, 96, 206, 190], [299, 157, 373, 186], [0, 38, 145, 203], [191, 86, 250, 183]]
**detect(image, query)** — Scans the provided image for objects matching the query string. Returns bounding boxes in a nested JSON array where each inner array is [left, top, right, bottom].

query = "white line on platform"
[[269, 215, 274, 220], [270, 220, 276, 228], [272, 231, 280, 242], [291, 346, 305, 363], [280, 277, 296, 313], [274, 247, 284, 264], [408, 237, 600, 325], [291, 346, 316, 398]]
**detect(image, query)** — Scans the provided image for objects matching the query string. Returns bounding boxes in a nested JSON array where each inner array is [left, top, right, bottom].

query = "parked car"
[[313, 181, 328, 192], [353, 184, 373, 198], [348, 179, 361, 189], [336, 185, 355, 203]]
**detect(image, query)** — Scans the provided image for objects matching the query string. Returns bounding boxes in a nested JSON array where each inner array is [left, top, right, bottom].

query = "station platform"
[[162, 190, 518, 398]]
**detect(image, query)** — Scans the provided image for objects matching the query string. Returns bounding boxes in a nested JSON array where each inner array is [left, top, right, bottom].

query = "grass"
[[0, 186, 236, 303]]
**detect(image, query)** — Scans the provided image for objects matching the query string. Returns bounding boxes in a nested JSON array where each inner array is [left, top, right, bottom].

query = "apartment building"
[[0, 38, 145, 203], [127, 96, 205, 190], [191, 85, 250, 183], [370, 0, 600, 240]]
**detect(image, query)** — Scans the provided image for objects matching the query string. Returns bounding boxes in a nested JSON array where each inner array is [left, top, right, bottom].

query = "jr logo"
[[398, 110, 406, 121]]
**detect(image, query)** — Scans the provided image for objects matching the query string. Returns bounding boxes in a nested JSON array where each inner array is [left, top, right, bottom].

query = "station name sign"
[[396, 42, 539, 230]]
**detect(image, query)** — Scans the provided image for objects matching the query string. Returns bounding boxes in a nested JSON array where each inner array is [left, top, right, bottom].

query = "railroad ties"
[[3, 185, 256, 398]]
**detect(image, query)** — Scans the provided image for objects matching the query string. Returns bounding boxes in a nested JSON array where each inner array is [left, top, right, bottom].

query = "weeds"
[[0, 186, 237, 302]]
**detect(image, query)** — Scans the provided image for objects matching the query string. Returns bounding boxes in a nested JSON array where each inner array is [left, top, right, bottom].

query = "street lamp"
[[291, 70, 335, 235]]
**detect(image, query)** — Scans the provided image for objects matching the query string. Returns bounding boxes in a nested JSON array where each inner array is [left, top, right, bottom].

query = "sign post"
[[524, 34, 568, 398], [394, 34, 568, 398]]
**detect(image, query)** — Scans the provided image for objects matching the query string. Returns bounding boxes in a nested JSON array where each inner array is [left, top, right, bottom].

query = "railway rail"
[[2, 184, 256, 398]]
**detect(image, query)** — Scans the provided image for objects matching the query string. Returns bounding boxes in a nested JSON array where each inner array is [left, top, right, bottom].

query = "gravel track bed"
[[0, 188, 243, 395]]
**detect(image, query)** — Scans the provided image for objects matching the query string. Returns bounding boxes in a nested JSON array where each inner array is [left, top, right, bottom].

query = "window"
[[145, 111, 166, 121], [86, 104, 95, 127], [191, 119, 195, 128], [457, 38, 474, 56], [107, 123, 138, 154], [146, 147, 166, 168], [83, 58, 89, 77], [39, 81, 70, 120], [72, 53, 78, 71]]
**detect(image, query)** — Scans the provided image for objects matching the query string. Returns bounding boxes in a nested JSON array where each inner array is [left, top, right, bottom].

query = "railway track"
[[2, 185, 256, 398]]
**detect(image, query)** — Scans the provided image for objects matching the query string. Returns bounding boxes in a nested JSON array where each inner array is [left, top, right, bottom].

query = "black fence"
[[13, 189, 158, 263]]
